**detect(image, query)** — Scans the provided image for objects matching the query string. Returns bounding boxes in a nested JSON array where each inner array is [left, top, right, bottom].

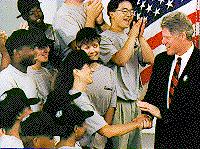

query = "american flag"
[[136, 0, 199, 85]]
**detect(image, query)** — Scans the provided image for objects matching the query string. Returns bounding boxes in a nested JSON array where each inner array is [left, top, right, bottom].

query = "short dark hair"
[[107, 0, 127, 17], [76, 27, 101, 49], [5, 28, 53, 59], [0, 88, 40, 130], [55, 50, 93, 92], [17, 0, 41, 18]]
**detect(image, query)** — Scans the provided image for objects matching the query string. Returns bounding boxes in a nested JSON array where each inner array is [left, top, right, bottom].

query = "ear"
[[181, 32, 187, 40], [33, 137, 40, 147], [14, 49, 21, 58], [73, 69, 80, 77], [74, 125, 78, 133], [109, 12, 115, 19]]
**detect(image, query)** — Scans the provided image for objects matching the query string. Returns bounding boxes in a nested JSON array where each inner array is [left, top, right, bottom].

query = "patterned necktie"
[[169, 57, 182, 106]]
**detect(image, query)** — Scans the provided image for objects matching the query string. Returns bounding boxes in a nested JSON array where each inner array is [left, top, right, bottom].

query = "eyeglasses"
[[115, 9, 135, 15]]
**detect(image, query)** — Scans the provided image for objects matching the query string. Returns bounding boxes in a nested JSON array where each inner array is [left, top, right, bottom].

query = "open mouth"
[[37, 19, 42, 23], [124, 19, 131, 23]]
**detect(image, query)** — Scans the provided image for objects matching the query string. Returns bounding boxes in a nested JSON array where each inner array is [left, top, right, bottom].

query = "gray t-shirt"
[[86, 64, 117, 116], [27, 67, 52, 100], [69, 90, 108, 136], [100, 30, 144, 101], [53, 3, 86, 46]]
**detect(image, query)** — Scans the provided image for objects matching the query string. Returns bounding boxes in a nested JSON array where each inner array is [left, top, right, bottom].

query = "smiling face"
[[26, 6, 44, 27], [75, 64, 94, 85], [80, 40, 100, 61], [110, 1, 134, 31], [162, 27, 185, 56]]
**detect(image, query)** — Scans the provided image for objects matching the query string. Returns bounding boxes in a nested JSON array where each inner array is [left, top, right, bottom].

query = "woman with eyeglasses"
[[100, 0, 155, 148]]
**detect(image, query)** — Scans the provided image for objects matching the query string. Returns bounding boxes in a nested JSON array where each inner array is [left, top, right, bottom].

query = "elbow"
[[113, 60, 126, 67], [118, 62, 126, 67]]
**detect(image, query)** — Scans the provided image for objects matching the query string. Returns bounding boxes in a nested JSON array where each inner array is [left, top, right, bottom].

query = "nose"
[[162, 37, 166, 45], [90, 67, 95, 72], [89, 46, 95, 54], [34, 11, 39, 17], [44, 46, 50, 52], [126, 11, 132, 16]]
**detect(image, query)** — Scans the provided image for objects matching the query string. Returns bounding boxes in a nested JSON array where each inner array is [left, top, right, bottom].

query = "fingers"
[[139, 117, 152, 130], [139, 18, 147, 37], [0, 31, 8, 41], [19, 22, 29, 30], [85, 0, 103, 19], [129, 18, 143, 37]]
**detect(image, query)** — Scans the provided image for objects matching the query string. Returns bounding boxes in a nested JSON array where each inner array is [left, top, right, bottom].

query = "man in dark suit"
[[137, 11, 200, 148]]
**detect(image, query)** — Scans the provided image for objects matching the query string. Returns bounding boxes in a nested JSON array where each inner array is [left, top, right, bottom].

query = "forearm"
[[111, 35, 137, 67], [139, 36, 154, 64], [104, 107, 115, 125], [85, 17, 96, 28], [98, 121, 139, 138], [100, 22, 110, 32]]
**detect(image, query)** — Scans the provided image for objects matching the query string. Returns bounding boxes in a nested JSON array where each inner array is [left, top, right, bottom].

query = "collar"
[[174, 43, 194, 63]]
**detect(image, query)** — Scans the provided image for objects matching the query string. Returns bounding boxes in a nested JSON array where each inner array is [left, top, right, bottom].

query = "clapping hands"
[[129, 17, 147, 38], [85, 0, 103, 21]]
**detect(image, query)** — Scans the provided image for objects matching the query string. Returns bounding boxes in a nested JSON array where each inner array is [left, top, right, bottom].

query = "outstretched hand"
[[0, 31, 8, 47], [133, 114, 152, 130], [137, 101, 162, 119]]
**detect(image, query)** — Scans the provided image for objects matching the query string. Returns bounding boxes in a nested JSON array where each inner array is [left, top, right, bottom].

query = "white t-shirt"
[[0, 135, 24, 148], [0, 64, 40, 111]]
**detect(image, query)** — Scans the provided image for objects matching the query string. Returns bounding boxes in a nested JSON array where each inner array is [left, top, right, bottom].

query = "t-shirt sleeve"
[[0, 76, 14, 97], [54, 15, 81, 46], [100, 34, 119, 64], [73, 93, 108, 136]]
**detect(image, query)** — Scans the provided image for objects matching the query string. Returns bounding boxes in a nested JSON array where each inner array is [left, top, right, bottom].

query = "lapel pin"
[[0, 93, 7, 101], [183, 75, 188, 81]]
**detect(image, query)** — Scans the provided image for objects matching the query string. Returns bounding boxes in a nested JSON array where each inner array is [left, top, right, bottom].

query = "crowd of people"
[[0, 0, 199, 148]]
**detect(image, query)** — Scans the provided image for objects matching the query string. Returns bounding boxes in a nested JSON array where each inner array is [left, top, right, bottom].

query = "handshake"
[[133, 100, 162, 130]]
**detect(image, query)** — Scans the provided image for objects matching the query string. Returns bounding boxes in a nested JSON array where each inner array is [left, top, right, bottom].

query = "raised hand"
[[137, 101, 162, 119], [139, 18, 147, 37], [129, 17, 143, 38], [0, 31, 8, 47], [85, 0, 103, 21]]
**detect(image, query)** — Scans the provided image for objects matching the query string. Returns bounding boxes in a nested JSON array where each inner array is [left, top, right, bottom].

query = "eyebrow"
[[121, 8, 134, 10]]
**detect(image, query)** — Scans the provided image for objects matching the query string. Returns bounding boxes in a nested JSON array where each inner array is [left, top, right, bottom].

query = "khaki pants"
[[111, 98, 142, 149]]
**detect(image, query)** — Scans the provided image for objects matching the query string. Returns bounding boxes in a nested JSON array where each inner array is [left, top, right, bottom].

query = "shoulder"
[[154, 51, 173, 64], [0, 65, 12, 77], [99, 64, 113, 72], [0, 135, 24, 148]]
